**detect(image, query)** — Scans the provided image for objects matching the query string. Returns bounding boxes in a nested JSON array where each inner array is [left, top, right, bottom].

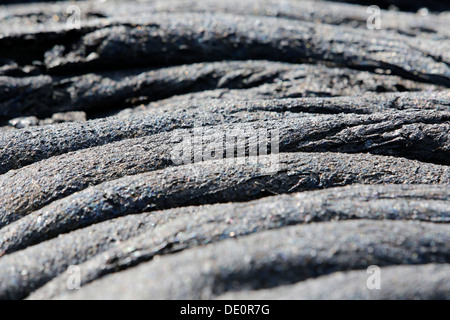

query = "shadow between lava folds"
[[0, 60, 439, 122]]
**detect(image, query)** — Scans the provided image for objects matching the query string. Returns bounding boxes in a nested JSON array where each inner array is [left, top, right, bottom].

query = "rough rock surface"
[[0, 0, 449, 300], [0, 184, 447, 300], [31, 220, 450, 300]]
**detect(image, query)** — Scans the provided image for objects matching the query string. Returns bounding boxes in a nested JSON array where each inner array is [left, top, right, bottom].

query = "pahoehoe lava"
[[0, 0, 449, 300]]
